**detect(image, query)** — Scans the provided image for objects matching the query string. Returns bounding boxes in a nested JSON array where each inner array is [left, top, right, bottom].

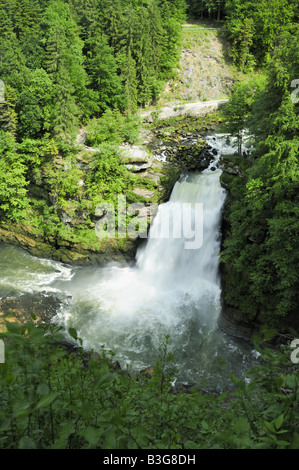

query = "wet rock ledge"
[[0, 291, 66, 333]]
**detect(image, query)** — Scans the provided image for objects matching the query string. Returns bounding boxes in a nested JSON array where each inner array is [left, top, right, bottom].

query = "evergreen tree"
[[0, 0, 188, 135], [147, 0, 164, 74], [16, 68, 54, 139], [0, 132, 29, 220], [115, 3, 139, 113], [86, 33, 125, 113], [14, 0, 36, 38], [42, 0, 87, 94], [225, 0, 298, 68], [221, 30, 299, 329], [102, 0, 123, 51], [159, 0, 187, 23], [222, 78, 265, 156], [123, 47, 138, 114], [41, 0, 87, 135], [69, 0, 102, 41], [0, 85, 18, 135], [44, 27, 65, 78], [0, 30, 26, 83], [0, 7, 13, 37], [50, 66, 79, 138], [134, 7, 154, 106]]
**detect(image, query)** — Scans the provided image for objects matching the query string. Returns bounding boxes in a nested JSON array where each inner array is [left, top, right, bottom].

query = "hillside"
[[160, 25, 235, 103], [139, 24, 243, 121]]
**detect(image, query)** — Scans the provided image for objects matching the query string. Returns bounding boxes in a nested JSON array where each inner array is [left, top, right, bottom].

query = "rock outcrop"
[[0, 292, 65, 332], [0, 220, 140, 267]]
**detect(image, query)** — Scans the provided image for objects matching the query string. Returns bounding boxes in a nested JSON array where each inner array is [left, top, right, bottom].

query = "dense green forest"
[[0, 0, 188, 259], [216, 0, 299, 333], [0, 0, 299, 451], [0, 0, 186, 138], [220, 29, 299, 333]]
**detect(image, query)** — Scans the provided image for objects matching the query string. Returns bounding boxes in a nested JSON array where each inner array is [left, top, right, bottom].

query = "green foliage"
[[0, 0, 188, 244], [220, 30, 299, 328], [0, 322, 299, 449], [0, 0, 186, 137], [85, 33, 125, 113], [227, 16, 255, 70], [85, 144, 135, 209], [86, 109, 140, 147], [186, 0, 226, 21], [0, 132, 29, 220], [16, 68, 54, 139], [222, 75, 266, 155], [225, 0, 298, 69], [0, 85, 18, 135]]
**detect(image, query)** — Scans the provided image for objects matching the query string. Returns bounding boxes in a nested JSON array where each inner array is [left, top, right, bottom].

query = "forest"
[[0, 0, 298, 451], [0, 0, 188, 260]]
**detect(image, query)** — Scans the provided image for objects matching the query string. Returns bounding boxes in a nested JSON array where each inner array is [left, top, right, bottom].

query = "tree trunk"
[[238, 129, 243, 157], [217, 1, 221, 21]]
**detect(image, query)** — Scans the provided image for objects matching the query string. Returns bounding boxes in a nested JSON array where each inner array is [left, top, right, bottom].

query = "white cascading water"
[[134, 158, 225, 327]]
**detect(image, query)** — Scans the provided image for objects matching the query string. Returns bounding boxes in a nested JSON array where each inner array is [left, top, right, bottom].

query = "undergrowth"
[[0, 320, 298, 449]]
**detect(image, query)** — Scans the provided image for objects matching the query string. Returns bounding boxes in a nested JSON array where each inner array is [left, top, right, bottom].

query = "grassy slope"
[[157, 24, 242, 105]]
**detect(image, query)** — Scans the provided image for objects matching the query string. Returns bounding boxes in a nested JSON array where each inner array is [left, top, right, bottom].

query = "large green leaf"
[[35, 392, 60, 410]]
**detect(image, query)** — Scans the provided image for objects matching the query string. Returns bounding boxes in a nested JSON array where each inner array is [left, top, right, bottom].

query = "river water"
[[0, 134, 258, 391]]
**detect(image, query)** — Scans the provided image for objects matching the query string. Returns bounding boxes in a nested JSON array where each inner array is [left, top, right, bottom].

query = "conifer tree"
[[69, 0, 101, 41], [0, 8, 13, 37], [16, 68, 54, 139], [134, 7, 153, 106], [123, 47, 138, 114], [103, 0, 123, 51], [0, 132, 29, 220], [0, 85, 18, 136], [226, 0, 298, 68], [50, 66, 79, 138], [44, 28, 65, 78], [14, 0, 35, 37], [86, 33, 125, 112], [147, 0, 163, 74], [0, 29, 26, 82], [115, 3, 139, 113], [41, 0, 87, 135]]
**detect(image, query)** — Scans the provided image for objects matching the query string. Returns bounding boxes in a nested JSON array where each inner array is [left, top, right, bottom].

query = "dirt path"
[[182, 24, 226, 31], [139, 99, 228, 121]]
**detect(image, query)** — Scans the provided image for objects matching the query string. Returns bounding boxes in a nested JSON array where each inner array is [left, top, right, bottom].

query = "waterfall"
[[136, 165, 225, 297], [54, 136, 256, 390]]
